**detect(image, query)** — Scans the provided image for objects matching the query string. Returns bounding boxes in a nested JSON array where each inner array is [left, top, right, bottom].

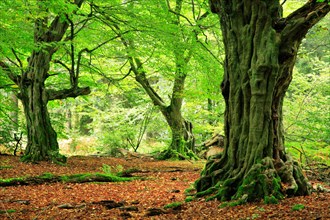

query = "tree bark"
[[15, 0, 87, 163], [20, 50, 65, 162], [195, 0, 329, 203]]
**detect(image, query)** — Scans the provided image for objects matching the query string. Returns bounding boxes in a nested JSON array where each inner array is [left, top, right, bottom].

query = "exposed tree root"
[[20, 151, 67, 164], [0, 173, 138, 187], [195, 156, 311, 206]]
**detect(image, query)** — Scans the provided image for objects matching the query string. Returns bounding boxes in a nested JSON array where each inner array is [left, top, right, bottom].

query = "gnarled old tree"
[[0, 0, 90, 163], [195, 0, 329, 203]]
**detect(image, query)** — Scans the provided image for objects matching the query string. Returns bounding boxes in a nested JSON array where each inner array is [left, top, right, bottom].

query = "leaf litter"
[[0, 155, 329, 219]]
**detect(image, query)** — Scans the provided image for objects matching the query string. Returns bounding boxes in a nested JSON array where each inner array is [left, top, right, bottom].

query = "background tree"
[[90, 0, 223, 159], [195, 0, 329, 204], [0, 0, 90, 162]]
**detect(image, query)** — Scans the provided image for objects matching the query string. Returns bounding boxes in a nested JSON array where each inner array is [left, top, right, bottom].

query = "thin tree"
[[195, 0, 329, 203]]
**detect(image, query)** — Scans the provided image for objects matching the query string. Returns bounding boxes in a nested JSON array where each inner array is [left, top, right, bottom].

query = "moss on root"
[[0, 172, 137, 187], [194, 157, 310, 206], [20, 151, 67, 164]]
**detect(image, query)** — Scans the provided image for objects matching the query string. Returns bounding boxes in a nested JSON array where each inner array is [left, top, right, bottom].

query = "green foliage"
[[291, 204, 305, 211], [286, 142, 330, 166], [283, 14, 330, 166]]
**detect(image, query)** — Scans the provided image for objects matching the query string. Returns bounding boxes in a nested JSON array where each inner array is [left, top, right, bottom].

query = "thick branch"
[[281, 1, 330, 43], [44, 0, 85, 43], [47, 86, 91, 101]]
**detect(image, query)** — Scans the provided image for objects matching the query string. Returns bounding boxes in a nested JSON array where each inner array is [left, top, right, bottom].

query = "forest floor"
[[0, 154, 329, 220]]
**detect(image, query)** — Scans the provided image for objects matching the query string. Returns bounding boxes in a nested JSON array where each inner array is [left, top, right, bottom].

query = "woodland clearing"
[[0, 155, 329, 220]]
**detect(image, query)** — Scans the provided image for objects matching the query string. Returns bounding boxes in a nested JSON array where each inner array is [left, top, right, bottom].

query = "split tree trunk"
[[195, 0, 329, 203]]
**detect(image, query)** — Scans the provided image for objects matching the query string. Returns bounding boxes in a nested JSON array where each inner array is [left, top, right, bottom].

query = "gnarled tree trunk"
[[12, 0, 88, 163], [195, 0, 329, 203], [20, 51, 62, 162]]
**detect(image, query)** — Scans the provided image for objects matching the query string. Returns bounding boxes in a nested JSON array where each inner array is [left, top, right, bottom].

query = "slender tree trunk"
[[195, 0, 329, 203], [9, 92, 19, 132]]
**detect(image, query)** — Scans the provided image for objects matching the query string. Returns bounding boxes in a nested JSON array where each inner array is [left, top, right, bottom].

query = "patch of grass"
[[292, 204, 305, 211]]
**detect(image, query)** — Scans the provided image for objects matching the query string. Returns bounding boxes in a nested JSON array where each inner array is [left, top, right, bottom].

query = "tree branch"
[[0, 61, 20, 84], [47, 87, 91, 101], [53, 59, 72, 73], [11, 49, 23, 74], [132, 58, 167, 108], [44, 0, 85, 43], [281, 1, 330, 43]]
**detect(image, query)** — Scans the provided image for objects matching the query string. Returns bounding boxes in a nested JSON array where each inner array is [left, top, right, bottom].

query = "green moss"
[[219, 202, 229, 208], [0, 172, 138, 187], [184, 186, 195, 195], [291, 204, 305, 211], [0, 177, 24, 184], [185, 196, 194, 202], [0, 209, 16, 214], [164, 202, 183, 209], [39, 172, 55, 179], [264, 195, 279, 204], [195, 186, 215, 198], [0, 166, 13, 170]]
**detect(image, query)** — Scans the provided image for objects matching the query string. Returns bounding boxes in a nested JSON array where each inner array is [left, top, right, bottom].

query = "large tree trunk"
[[16, 0, 87, 163], [20, 51, 65, 163], [195, 0, 329, 203]]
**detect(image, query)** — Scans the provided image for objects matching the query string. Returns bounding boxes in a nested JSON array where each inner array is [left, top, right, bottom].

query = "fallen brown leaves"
[[0, 155, 329, 219]]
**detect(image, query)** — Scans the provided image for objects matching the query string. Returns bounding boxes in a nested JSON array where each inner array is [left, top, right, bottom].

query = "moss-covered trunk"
[[17, 0, 86, 163], [162, 105, 195, 158], [20, 51, 65, 163], [195, 0, 329, 203]]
